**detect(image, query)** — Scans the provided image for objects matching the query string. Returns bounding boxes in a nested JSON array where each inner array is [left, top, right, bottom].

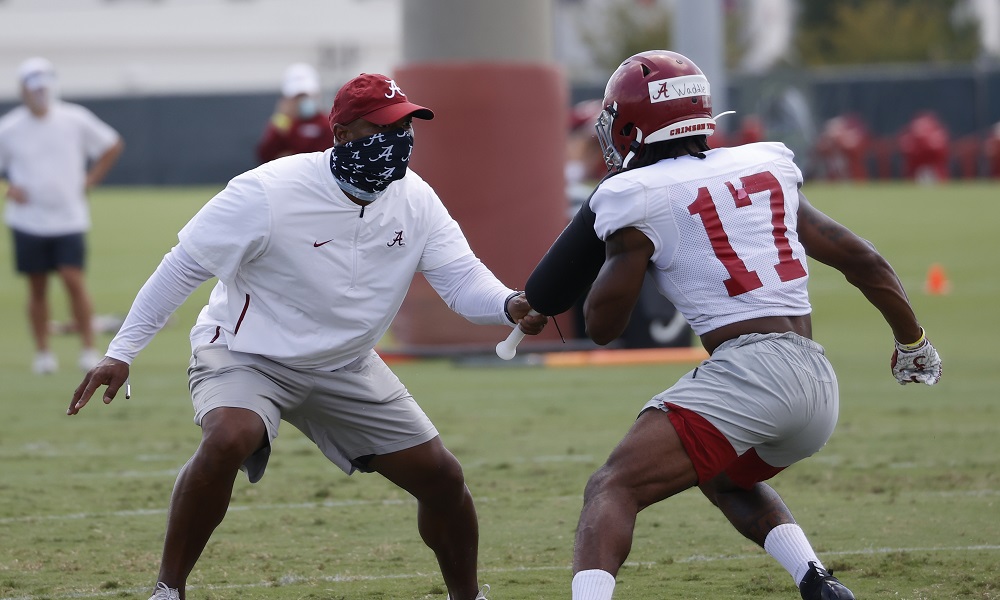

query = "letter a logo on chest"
[[387, 230, 405, 247]]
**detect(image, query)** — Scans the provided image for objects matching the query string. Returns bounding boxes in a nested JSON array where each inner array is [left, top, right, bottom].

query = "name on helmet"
[[647, 75, 711, 104]]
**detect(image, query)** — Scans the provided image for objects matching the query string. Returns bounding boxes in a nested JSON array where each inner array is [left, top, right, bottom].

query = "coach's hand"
[[506, 293, 548, 335], [68, 357, 130, 415], [891, 328, 942, 385]]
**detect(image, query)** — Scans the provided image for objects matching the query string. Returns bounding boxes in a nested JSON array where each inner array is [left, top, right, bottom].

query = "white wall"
[[0, 0, 402, 101]]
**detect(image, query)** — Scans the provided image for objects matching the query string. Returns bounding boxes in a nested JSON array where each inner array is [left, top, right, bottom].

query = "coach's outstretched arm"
[[68, 245, 212, 414], [795, 192, 942, 385]]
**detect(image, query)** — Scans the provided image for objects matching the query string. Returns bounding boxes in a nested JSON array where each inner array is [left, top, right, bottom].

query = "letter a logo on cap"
[[385, 79, 405, 99]]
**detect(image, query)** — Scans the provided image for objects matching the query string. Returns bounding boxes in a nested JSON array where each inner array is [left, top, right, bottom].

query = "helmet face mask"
[[598, 50, 718, 172], [595, 105, 623, 172]]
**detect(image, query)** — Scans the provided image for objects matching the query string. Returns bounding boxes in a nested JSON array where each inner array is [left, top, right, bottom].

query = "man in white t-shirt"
[[68, 72, 546, 600], [538, 52, 942, 600], [0, 57, 124, 374]]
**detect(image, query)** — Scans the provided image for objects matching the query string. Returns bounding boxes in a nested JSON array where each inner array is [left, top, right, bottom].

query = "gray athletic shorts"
[[188, 344, 439, 482], [643, 332, 839, 488]]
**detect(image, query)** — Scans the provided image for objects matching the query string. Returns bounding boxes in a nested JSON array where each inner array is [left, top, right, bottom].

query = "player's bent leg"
[[574, 409, 699, 577], [699, 473, 796, 546], [369, 437, 481, 600], [699, 473, 854, 599], [156, 407, 268, 597]]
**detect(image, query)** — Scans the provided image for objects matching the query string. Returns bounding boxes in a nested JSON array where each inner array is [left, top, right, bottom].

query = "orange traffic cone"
[[924, 263, 951, 295]]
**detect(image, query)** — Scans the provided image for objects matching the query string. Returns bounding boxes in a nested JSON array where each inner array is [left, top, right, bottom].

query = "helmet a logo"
[[384, 79, 406, 99], [652, 81, 672, 102]]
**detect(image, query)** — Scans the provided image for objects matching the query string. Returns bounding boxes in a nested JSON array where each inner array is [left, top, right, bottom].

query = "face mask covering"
[[330, 128, 413, 202], [298, 97, 317, 119]]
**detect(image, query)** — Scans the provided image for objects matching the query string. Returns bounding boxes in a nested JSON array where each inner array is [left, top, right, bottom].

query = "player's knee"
[[698, 479, 724, 507], [582, 464, 617, 503]]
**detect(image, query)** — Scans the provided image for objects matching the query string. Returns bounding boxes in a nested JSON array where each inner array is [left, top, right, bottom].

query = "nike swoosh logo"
[[313, 239, 334, 247]]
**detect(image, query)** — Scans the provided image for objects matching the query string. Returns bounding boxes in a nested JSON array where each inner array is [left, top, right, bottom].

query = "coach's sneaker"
[[447, 584, 490, 600], [799, 561, 855, 600], [33, 351, 58, 375], [149, 582, 179, 600]]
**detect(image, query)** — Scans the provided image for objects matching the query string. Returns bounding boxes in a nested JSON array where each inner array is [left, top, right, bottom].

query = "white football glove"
[[891, 329, 942, 385]]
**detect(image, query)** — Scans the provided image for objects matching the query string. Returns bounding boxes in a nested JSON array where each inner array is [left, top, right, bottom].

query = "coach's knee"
[[382, 442, 469, 507], [413, 452, 470, 509], [421, 453, 468, 503], [197, 408, 267, 470]]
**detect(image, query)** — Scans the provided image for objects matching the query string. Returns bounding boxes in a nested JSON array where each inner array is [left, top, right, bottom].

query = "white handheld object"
[[496, 310, 539, 360]]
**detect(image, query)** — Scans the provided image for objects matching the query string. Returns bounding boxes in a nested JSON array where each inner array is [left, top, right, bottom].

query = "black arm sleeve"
[[524, 191, 607, 316]]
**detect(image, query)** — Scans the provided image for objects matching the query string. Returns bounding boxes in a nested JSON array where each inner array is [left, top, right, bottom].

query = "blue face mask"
[[298, 97, 318, 119], [330, 128, 413, 202]]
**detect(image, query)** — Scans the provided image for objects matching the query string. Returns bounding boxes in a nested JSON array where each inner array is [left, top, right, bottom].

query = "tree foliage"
[[795, 0, 980, 66], [582, 0, 672, 73], [579, 0, 981, 73]]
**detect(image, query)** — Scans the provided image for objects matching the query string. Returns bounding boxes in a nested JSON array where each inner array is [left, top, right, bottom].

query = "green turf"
[[0, 182, 997, 599]]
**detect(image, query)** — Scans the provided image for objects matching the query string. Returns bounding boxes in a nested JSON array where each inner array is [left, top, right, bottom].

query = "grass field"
[[0, 182, 997, 600]]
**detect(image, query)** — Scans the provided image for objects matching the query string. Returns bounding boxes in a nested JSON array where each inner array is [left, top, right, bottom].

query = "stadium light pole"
[[672, 0, 730, 133], [392, 0, 568, 349]]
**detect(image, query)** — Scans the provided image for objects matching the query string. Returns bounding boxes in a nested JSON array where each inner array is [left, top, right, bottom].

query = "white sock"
[[572, 569, 616, 600], [763, 523, 823, 585]]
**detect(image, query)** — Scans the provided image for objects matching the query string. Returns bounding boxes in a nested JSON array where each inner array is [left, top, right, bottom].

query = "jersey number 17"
[[688, 170, 807, 297]]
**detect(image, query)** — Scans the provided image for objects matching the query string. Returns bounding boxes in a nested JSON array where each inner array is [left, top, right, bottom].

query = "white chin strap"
[[621, 128, 644, 169]]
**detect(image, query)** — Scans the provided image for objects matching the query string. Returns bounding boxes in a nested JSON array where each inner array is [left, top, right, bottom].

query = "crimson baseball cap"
[[329, 73, 434, 126]]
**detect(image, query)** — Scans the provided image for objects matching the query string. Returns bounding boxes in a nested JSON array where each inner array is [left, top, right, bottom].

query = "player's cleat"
[[78, 348, 101, 372], [148, 582, 179, 600], [446, 584, 490, 600], [33, 351, 58, 375], [799, 562, 855, 600]]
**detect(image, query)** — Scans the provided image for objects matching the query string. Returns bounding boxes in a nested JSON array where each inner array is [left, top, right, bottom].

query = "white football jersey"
[[591, 141, 811, 336], [178, 149, 473, 370]]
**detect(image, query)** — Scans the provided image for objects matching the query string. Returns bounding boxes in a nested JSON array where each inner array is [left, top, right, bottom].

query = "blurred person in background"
[[898, 111, 951, 184], [255, 63, 331, 164], [813, 114, 871, 181], [68, 72, 546, 600], [566, 51, 942, 600], [565, 99, 608, 213], [0, 57, 124, 374], [987, 120, 1000, 178]]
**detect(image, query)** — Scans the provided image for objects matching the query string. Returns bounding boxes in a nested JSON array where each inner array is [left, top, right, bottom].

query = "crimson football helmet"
[[596, 50, 721, 171]]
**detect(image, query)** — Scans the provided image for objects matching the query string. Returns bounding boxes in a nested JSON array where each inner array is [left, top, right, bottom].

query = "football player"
[[561, 50, 942, 600]]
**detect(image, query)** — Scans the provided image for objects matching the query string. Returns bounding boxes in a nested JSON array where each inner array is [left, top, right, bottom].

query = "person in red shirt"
[[255, 63, 331, 163]]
